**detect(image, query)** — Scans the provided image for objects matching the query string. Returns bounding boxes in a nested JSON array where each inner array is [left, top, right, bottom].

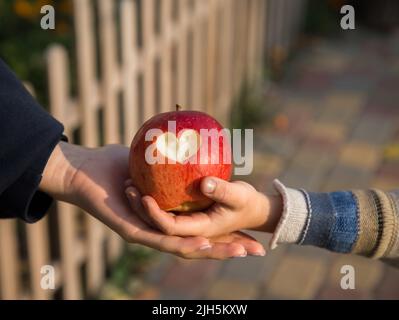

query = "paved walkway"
[[135, 30, 399, 299]]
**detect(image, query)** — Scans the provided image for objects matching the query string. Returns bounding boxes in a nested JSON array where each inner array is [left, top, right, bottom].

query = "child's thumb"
[[201, 177, 237, 206]]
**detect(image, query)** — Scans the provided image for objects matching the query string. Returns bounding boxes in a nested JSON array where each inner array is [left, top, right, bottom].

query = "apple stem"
[[176, 104, 182, 111]]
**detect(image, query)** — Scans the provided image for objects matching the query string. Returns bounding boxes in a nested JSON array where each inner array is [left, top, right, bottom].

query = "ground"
[[133, 29, 399, 300]]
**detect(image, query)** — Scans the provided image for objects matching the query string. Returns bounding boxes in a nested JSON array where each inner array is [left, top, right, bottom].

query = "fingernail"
[[199, 244, 212, 250], [252, 250, 266, 257], [204, 179, 216, 193], [235, 251, 247, 258]]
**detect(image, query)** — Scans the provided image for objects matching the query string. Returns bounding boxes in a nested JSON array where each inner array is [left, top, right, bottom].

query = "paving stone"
[[339, 142, 382, 171], [297, 71, 332, 92], [279, 167, 315, 190], [252, 152, 284, 177], [282, 97, 318, 114], [205, 279, 259, 300], [242, 230, 272, 248], [376, 74, 399, 92], [135, 286, 161, 300], [383, 143, 399, 163], [374, 265, 399, 299], [317, 286, 371, 299], [308, 121, 348, 145], [323, 92, 365, 115], [280, 148, 336, 191], [145, 254, 174, 285], [392, 60, 399, 73], [302, 135, 341, 151], [263, 254, 327, 299], [371, 176, 399, 190], [160, 260, 221, 298], [261, 245, 289, 284], [219, 232, 289, 285], [371, 162, 399, 189], [254, 132, 299, 159], [328, 255, 384, 292], [351, 115, 395, 146], [374, 163, 399, 182], [159, 289, 193, 300], [305, 53, 348, 74], [364, 102, 399, 117], [245, 172, 276, 194], [286, 244, 334, 261], [323, 165, 372, 191], [219, 256, 269, 284], [365, 90, 399, 115], [333, 74, 375, 92], [290, 143, 336, 171]]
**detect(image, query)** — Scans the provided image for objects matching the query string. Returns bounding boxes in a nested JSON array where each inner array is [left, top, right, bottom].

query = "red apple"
[[129, 106, 232, 212]]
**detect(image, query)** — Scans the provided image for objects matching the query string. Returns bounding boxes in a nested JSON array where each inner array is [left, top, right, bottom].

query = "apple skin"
[[129, 110, 232, 212]]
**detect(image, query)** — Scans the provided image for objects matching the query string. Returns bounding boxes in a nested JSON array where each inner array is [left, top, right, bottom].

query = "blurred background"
[[0, 0, 398, 300]]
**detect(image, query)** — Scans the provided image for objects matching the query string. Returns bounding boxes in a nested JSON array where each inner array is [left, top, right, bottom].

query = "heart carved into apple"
[[156, 129, 201, 164], [129, 105, 233, 212]]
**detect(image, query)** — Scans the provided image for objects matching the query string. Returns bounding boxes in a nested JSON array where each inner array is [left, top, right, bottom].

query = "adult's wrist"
[[39, 141, 87, 203]]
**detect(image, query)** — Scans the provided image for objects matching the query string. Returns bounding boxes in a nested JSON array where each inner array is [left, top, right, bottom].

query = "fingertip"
[[200, 176, 218, 194], [141, 195, 152, 207], [246, 243, 266, 257], [176, 237, 211, 256], [126, 185, 140, 194], [199, 244, 213, 251], [225, 243, 246, 258], [193, 237, 211, 250], [251, 250, 266, 257], [141, 196, 161, 214], [233, 245, 247, 258]]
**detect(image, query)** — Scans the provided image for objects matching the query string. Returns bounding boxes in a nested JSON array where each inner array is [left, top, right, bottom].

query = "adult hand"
[[39, 142, 265, 259]]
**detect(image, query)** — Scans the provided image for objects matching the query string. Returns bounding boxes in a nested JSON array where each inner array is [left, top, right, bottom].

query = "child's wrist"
[[252, 193, 283, 233]]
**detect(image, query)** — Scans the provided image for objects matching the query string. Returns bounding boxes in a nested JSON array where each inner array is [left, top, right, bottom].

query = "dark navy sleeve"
[[0, 58, 64, 223]]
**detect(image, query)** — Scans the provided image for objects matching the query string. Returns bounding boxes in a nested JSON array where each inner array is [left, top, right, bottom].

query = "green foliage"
[[107, 245, 154, 295], [0, 0, 74, 106], [303, 0, 344, 36], [230, 80, 274, 130]]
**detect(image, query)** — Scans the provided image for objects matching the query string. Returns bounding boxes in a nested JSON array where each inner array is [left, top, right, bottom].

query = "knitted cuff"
[[387, 191, 399, 258], [269, 179, 308, 250], [371, 190, 399, 259], [352, 190, 379, 256]]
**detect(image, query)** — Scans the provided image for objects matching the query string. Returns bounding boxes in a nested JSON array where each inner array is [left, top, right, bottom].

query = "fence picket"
[[177, 0, 188, 107], [98, 0, 124, 264], [47, 45, 82, 299], [25, 218, 50, 299], [73, 0, 105, 296], [205, 0, 217, 115], [121, 0, 139, 143], [160, 0, 173, 112], [143, 0, 156, 120], [0, 221, 19, 299]]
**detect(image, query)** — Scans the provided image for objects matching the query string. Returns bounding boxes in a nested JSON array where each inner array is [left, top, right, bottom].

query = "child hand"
[[126, 177, 283, 242], [125, 181, 267, 258]]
